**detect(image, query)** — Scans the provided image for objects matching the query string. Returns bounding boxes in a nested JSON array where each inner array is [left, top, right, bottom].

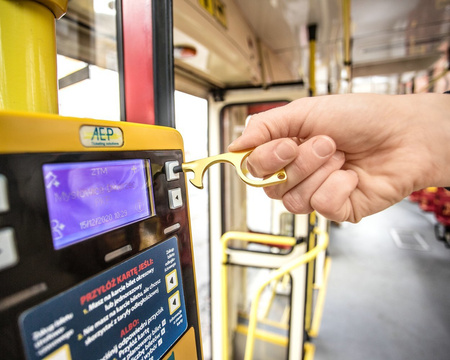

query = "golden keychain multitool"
[[173, 149, 287, 189]]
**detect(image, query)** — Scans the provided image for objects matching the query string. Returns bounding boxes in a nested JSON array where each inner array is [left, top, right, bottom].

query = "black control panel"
[[0, 149, 201, 359]]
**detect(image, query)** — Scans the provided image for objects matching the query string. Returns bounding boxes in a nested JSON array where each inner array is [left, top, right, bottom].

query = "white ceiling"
[[236, 0, 450, 77]]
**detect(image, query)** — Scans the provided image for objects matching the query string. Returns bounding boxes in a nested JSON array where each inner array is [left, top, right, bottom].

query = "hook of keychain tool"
[[173, 149, 287, 189]]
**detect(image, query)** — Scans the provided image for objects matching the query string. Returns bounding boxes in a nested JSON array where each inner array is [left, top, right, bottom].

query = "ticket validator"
[[0, 112, 203, 359]]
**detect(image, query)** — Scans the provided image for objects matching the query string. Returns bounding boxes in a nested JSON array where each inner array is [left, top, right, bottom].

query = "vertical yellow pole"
[[304, 211, 317, 332], [308, 24, 317, 97], [342, 0, 352, 92], [0, 0, 67, 113]]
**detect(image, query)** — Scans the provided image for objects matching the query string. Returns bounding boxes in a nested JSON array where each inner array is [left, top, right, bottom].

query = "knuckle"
[[246, 157, 266, 178], [310, 191, 331, 209], [264, 185, 283, 199], [289, 157, 317, 181], [247, 153, 280, 178], [282, 191, 312, 214], [311, 193, 337, 216]]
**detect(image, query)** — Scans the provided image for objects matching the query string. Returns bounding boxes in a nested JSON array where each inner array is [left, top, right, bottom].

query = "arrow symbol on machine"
[[168, 291, 181, 314]]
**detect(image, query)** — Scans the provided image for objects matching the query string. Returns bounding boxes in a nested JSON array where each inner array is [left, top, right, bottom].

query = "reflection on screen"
[[43, 159, 152, 249]]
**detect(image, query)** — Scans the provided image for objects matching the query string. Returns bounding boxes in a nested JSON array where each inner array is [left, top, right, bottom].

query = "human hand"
[[228, 93, 450, 222]]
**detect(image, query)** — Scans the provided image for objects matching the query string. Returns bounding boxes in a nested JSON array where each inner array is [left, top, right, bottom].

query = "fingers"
[[247, 135, 338, 196], [280, 151, 346, 213], [244, 134, 359, 222], [232, 125, 360, 222], [281, 168, 359, 223], [310, 170, 359, 222], [245, 139, 299, 178], [228, 98, 315, 151]]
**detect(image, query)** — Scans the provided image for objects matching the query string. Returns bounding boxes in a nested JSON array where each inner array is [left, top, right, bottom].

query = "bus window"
[[56, 0, 120, 121]]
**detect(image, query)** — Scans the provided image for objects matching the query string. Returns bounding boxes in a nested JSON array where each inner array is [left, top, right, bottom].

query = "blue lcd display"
[[43, 159, 152, 249]]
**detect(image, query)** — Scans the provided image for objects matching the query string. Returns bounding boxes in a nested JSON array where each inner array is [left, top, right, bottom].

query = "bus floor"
[[314, 199, 450, 360]]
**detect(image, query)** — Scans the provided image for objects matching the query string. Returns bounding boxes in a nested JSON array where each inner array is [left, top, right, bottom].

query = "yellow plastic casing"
[[0, 110, 183, 154], [0, 110, 204, 359]]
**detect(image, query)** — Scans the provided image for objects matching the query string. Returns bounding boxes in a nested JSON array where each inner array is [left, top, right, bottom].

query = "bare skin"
[[228, 93, 450, 223]]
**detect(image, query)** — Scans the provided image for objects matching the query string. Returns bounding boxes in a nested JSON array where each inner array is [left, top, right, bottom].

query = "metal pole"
[[0, 0, 67, 113], [308, 24, 317, 97], [342, 0, 352, 92]]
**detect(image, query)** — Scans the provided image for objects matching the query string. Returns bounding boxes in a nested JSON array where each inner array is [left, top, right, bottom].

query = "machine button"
[[104, 244, 133, 263], [163, 223, 181, 235], [165, 269, 179, 293], [0, 228, 18, 271], [165, 161, 180, 181], [0, 175, 10, 213], [168, 291, 181, 315], [168, 188, 183, 209], [0, 283, 47, 312]]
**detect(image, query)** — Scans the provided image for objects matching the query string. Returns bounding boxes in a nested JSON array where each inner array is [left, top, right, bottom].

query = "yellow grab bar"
[[308, 256, 332, 338], [244, 228, 329, 360], [303, 342, 316, 360], [221, 231, 296, 263], [220, 232, 296, 360]]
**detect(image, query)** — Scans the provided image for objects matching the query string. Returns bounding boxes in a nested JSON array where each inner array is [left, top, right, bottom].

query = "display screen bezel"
[[42, 159, 155, 250]]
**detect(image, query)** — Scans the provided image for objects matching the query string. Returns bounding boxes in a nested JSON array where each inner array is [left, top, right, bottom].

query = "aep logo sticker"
[[79, 125, 124, 147]]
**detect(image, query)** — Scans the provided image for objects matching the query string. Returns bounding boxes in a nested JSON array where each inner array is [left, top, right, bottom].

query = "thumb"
[[245, 139, 299, 178], [228, 98, 315, 151]]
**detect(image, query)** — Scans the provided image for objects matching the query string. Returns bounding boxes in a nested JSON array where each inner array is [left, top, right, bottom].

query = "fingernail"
[[312, 137, 334, 158], [228, 138, 241, 151], [332, 150, 345, 161], [276, 141, 297, 161], [346, 169, 358, 179]]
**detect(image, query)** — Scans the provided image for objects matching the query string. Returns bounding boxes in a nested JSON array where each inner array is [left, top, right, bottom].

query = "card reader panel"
[[0, 113, 202, 360]]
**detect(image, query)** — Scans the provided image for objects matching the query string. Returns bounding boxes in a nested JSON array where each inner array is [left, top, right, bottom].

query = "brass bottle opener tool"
[[174, 149, 287, 189]]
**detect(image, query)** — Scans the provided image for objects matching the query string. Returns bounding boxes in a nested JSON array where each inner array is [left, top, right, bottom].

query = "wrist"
[[414, 94, 450, 189]]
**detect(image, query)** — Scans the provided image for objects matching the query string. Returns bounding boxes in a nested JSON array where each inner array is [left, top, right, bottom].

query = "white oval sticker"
[[80, 125, 124, 147]]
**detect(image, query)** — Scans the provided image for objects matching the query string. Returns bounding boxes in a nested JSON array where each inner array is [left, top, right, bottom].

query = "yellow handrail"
[[221, 231, 297, 263], [220, 232, 296, 360], [303, 342, 316, 360], [308, 256, 332, 338], [244, 228, 329, 360], [304, 213, 317, 332], [262, 277, 281, 320]]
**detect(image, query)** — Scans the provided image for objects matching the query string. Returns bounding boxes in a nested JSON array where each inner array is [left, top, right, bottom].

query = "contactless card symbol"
[[168, 291, 181, 315], [165, 269, 178, 293], [45, 171, 60, 189]]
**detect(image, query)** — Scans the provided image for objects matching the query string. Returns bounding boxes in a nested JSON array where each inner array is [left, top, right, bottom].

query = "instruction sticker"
[[19, 237, 187, 360]]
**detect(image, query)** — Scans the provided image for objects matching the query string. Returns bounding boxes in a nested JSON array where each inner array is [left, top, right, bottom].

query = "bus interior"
[[1, 0, 450, 359]]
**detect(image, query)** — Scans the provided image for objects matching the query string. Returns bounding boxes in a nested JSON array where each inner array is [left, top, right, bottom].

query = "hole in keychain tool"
[[174, 149, 287, 189]]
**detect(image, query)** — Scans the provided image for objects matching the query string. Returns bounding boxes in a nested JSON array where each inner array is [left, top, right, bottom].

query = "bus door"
[[207, 85, 327, 360]]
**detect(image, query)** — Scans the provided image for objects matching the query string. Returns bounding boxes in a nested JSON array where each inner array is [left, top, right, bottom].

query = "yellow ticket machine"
[[0, 112, 203, 359]]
